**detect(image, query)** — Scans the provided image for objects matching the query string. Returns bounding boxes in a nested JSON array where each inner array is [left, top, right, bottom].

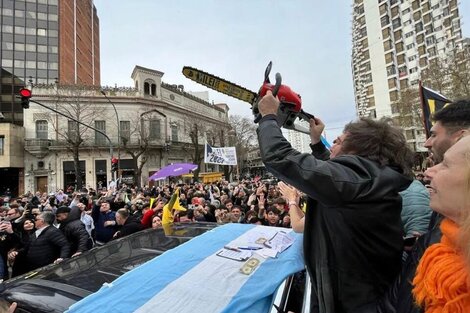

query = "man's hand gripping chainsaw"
[[182, 62, 314, 134]]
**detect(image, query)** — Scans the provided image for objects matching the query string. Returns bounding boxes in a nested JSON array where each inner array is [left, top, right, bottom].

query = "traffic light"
[[111, 157, 118, 172], [19, 88, 32, 109]]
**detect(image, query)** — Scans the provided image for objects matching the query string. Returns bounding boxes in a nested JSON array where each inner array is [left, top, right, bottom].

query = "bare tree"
[[229, 115, 257, 177], [50, 84, 106, 190], [421, 46, 470, 99], [184, 122, 202, 181], [393, 87, 423, 129], [120, 110, 155, 188]]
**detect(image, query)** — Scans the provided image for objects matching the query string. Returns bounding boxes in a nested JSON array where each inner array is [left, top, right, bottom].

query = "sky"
[[93, 0, 470, 141]]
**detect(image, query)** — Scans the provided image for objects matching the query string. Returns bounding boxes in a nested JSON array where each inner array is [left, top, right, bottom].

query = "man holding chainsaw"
[[256, 90, 414, 313]]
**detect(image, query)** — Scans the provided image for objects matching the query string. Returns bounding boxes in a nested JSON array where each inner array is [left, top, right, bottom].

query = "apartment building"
[[351, 0, 464, 150]]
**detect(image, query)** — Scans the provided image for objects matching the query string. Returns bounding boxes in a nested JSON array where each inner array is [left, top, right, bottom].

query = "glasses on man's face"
[[35, 218, 43, 222]]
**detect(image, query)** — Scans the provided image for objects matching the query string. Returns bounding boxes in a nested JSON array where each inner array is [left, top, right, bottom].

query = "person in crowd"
[[193, 203, 216, 222], [10, 218, 36, 277], [281, 214, 291, 228], [151, 215, 162, 229], [55, 206, 91, 257], [8, 212, 70, 273], [6, 207, 22, 231], [229, 205, 244, 223], [113, 208, 143, 239], [263, 207, 281, 227], [423, 100, 470, 231], [141, 200, 164, 229], [399, 179, 432, 238], [372, 133, 470, 312], [91, 199, 117, 245], [272, 197, 288, 219], [278, 182, 305, 233], [415, 172, 426, 185], [74, 196, 95, 242], [257, 90, 414, 312]]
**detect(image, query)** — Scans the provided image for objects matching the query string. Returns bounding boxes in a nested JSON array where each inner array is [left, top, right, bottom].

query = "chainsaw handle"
[[264, 61, 272, 83], [253, 73, 282, 123], [272, 73, 281, 98]]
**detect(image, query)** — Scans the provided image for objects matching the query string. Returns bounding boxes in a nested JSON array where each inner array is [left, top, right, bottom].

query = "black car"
[[0, 222, 218, 313]]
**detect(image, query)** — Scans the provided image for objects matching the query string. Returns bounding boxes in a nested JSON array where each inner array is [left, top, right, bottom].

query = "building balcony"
[[24, 138, 53, 158]]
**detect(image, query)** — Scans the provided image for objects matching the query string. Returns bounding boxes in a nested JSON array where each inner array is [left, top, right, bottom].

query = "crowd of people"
[[0, 96, 468, 313], [0, 174, 302, 281]]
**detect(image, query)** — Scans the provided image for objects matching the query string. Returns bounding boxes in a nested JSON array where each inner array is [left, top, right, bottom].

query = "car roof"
[[0, 222, 218, 313]]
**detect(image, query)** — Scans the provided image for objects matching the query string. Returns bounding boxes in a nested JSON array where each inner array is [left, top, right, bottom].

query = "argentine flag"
[[67, 224, 304, 313]]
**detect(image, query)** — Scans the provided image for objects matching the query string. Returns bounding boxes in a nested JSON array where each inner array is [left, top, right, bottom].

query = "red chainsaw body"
[[259, 83, 302, 113]]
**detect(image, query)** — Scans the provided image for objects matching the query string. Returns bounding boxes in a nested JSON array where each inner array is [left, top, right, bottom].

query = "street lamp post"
[[101, 91, 121, 179]]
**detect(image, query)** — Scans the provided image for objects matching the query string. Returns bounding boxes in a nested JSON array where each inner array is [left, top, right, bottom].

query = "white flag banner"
[[204, 143, 237, 165]]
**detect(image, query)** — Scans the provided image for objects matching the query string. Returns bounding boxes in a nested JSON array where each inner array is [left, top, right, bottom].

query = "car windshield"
[[7, 223, 216, 292]]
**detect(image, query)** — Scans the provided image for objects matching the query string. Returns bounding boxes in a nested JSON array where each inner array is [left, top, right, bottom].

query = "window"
[[144, 82, 150, 95], [387, 65, 396, 76], [396, 42, 404, 53], [68, 121, 78, 141], [392, 18, 401, 29], [397, 54, 406, 65], [384, 40, 393, 51], [400, 78, 409, 89], [120, 121, 130, 143], [394, 30, 402, 41], [426, 36, 436, 45], [379, 4, 388, 15], [171, 124, 178, 142], [385, 52, 394, 63], [37, 28, 47, 36], [36, 120, 48, 139], [149, 119, 161, 139], [406, 43, 415, 49], [0, 136, 4, 155], [95, 121, 106, 145], [413, 11, 421, 21], [415, 22, 423, 32], [381, 15, 390, 27], [382, 28, 391, 39]]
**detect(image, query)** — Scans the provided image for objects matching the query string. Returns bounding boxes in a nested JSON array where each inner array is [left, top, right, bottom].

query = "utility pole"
[[101, 91, 121, 178]]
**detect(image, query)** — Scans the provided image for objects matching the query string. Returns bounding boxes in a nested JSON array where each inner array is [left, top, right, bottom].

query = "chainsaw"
[[182, 62, 315, 134]]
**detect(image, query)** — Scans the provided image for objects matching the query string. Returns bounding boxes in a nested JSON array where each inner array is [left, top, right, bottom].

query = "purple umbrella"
[[149, 163, 198, 181]]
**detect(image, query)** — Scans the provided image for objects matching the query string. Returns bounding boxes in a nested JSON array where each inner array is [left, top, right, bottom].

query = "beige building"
[[23, 65, 231, 193], [0, 123, 25, 195]]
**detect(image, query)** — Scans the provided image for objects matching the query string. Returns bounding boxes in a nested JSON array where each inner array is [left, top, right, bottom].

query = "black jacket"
[[59, 218, 90, 256], [113, 217, 143, 239], [19, 226, 70, 272], [257, 116, 412, 313], [356, 215, 444, 313]]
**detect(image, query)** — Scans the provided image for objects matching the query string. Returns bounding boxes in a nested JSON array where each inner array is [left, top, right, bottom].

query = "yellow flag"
[[162, 188, 186, 225], [149, 198, 155, 209]]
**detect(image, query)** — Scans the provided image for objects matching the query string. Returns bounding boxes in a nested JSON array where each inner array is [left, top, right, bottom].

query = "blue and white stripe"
[[67, 224, 304, 313]]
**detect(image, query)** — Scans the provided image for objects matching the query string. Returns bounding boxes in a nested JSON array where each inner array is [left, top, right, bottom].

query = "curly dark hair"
[[341, 117, 414, 178], [432, 99, 470, 133]]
